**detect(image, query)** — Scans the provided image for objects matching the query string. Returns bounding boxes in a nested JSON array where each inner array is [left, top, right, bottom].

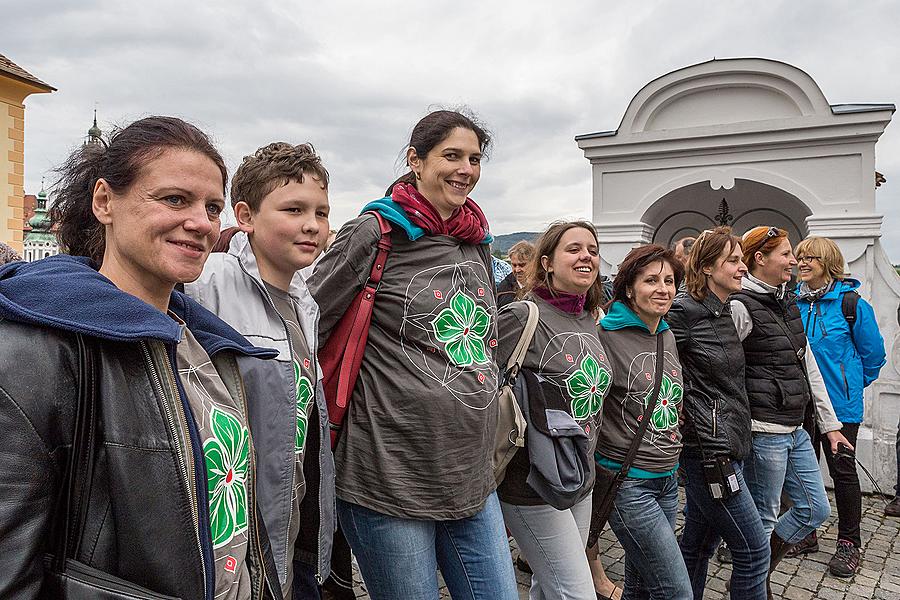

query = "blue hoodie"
[[796, 278, 885, 423], [0, 255, 276, 359]]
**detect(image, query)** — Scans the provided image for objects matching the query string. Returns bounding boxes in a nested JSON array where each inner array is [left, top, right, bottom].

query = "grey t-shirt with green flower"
[[176, 326, 252, 600], [595, 325, 684, 473], [496, 297, 612, 505], [308, 214, 499, 520]]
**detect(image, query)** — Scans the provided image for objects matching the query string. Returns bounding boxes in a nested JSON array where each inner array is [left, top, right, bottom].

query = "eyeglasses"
[[797, 256, 821, 264]]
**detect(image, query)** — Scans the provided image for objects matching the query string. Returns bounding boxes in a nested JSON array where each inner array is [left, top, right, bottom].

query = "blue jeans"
[[744, 429, 831, 544], [679, 455, 769, 600], [607, 474, 692, 600], [336, 493, 518, 600]]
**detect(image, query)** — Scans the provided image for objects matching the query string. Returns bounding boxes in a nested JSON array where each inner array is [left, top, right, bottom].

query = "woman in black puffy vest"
[[668, 227, 769, 599], [729, 226, 851, 597]]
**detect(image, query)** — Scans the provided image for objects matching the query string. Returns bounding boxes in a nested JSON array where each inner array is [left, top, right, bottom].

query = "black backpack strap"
[[841, 290, 860, 347]]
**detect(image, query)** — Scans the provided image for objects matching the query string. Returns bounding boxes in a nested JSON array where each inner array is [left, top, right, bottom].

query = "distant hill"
[[493, 232, 539, 255]]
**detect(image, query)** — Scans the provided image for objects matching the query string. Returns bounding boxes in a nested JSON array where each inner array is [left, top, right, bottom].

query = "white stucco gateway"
[[577, 57, 899, 492]]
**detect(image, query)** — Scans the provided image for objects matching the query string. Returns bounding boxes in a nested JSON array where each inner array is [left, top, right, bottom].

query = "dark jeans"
[[679, 455, 769, 600], [813, 423, 861, 547], [292, 561, 321, 599]]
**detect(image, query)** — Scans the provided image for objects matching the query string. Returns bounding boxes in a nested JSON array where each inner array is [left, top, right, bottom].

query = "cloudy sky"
[[6, 0, 900, 255]]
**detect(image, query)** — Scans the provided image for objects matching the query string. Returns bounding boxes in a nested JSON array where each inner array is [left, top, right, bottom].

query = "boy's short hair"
[[230, 142, 330, 210]]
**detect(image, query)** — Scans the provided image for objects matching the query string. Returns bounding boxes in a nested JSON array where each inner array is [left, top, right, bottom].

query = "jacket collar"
[[699, 291, 730, 316], [743, 273, 790, 299], [600, 300, 670, 334], [0, 255, 275, 359], [228, 230, 315, 301], [796, 277, 860, 301]]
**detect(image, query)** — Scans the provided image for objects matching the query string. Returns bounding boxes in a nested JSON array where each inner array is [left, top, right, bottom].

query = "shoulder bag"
[[493, 301, 539, 484], [319, 212, 393, 449]]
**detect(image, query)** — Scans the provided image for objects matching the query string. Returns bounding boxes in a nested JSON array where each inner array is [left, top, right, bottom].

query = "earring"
[[414, 171, 421, 181]]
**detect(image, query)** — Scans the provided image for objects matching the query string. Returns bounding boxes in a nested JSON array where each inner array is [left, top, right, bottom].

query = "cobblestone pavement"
[[348, 490, 900, 599]]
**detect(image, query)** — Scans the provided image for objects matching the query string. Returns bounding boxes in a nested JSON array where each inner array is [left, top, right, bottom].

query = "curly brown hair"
[[231, 142, 329, 211]]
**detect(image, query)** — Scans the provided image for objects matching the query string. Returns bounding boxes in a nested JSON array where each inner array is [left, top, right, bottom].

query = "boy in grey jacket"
[[186, 142, 334, 599]]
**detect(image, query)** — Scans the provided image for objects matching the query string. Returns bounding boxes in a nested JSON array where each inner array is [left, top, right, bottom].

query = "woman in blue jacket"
[[794, 236, 885, 577]]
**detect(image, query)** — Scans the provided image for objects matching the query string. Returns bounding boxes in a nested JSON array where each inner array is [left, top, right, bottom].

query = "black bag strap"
[[53, 334, 99, 570], [613, 332, 666, 482], [841, 290, 859, 347]]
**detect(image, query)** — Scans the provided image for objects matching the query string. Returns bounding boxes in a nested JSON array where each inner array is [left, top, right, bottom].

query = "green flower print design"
[[648, 373, 683, 432], [203, 406, 250, 549], [294, 361, 314, 454], [431, 290, 491, 367], [566, 355, 611, 420]]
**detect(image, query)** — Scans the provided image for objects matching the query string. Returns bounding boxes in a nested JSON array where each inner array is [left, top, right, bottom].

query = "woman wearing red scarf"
[[308, 110, 517, 599]]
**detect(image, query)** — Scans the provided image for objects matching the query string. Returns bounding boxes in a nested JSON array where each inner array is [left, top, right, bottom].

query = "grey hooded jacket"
[[185, 231, 335, 585]]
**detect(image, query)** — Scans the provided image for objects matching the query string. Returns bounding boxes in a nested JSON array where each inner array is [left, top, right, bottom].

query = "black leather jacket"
[[0, 321, 283, 600], [667, 293, 752, 460]]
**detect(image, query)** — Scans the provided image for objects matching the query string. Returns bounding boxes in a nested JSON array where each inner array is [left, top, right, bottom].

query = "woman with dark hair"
[[791, 236, 885, 576], [0, 116, 282, 598], [496, 220, 612, 600], [730, 226, 852, 596], [667, 227, 769, 599], [595, 244, 692, 600], [307, 109, 518, 599]]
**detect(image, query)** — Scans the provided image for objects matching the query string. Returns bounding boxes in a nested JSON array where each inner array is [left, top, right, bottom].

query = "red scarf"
[[390, 183, 490, 245], [533, 285, 587, 315]]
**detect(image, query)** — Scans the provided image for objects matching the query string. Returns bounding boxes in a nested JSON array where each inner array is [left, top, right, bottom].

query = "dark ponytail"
[[385, 108, 492, 197]]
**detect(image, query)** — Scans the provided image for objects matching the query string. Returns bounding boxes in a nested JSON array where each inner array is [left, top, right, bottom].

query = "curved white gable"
[[619, 58, 832, 136]]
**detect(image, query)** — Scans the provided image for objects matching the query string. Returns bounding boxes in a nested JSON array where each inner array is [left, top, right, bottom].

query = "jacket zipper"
[[239, 261, 298, 583], [230, 355, 270, 599], [712, 395, 718, 439], [141, 342, 207, 599], [840, 363, 850, 399]]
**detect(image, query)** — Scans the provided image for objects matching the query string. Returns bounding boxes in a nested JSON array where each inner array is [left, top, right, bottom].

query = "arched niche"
[[643, 179, 811, 247]]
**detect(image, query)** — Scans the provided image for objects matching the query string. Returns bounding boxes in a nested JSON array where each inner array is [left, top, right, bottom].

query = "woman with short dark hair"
[[308, 109, 518, 599], [0, 116, 281, 598], [596, 244, 692, 600], [667, 227, 769, 599]]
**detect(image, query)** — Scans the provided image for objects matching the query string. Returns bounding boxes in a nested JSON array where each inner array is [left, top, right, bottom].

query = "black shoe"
[[716, 542, 732, 564], [516, 555, 533, 574], [828, 539, 860, 578], [886, 495, 900, 517], [785, 530, 818, 557]]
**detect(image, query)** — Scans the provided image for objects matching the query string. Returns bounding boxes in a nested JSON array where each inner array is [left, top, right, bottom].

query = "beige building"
[[0, 53, 54, 253]]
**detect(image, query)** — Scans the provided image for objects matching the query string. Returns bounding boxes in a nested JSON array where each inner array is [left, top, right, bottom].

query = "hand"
[[825, 430, 853, 455]]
